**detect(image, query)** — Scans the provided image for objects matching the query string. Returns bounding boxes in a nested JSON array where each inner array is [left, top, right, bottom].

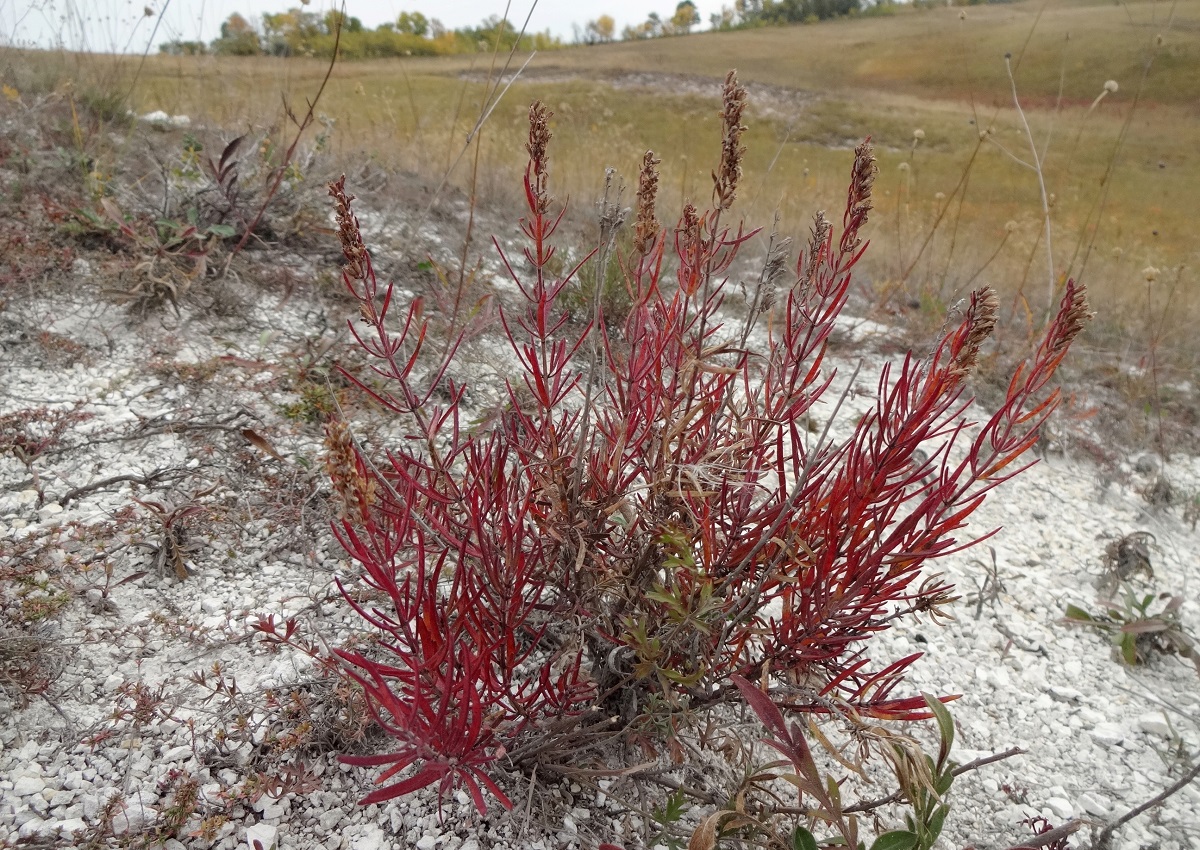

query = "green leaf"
[[869, 831, 918, 850], [792, 826, 819, 850], [1117, 632, 1139, 665], [206, 223, 236, 238], [934, 769, 954, 797], [922, 693, 954, 758], [925, 805, 949, 846], [1064, 603, 1096, 622]]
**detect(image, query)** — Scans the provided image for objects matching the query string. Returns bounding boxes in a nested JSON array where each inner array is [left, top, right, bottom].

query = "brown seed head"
[[1049, 280, 1093, 356], [843, 140, 877, 248], [526, 101, 554, 215], [323, 420, 376, 524], [802, 210, 832, 287], [328, 176, 368, 284], [712, 70, 748, 211], [680, 202, 701, 252], [951, 287, 998, 378], [634, 150, 662, 255]]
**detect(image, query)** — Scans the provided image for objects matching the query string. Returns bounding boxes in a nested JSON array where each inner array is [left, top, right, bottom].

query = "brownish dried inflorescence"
[[677, 201, 703, 294], [323, 419, 375, 524], [802, 210, 833, 287], [840, 139, 877, 257], [634, 150, 662, 255], [1048, 280, 1094, 357], [328, 176, 367, 285], [713, 70, 748, 211], [950, 288, 999, 378], [526, 101, 554, 215]]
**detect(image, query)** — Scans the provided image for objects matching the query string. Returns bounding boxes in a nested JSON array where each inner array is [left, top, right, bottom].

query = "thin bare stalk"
[[1005, 52, 1055, 318], [222, 12, 342, 270], [1090, 759, 1200, 849]]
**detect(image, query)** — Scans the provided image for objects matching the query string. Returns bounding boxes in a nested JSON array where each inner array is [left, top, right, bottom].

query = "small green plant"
[[72, 198, 234, 310], [734, 678, 957, 850], [1066, 589, 1200, 673]]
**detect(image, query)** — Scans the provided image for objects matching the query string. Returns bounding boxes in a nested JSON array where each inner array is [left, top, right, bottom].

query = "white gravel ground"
[[2, 260, 1198, 850]]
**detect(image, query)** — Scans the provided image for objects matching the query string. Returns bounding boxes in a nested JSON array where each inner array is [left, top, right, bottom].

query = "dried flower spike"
[[634, 150, 662, 255], [949, 288, 998, 378], [328, 176, 367, 285], [801, 209, 832, 287], [526, 101, 554, 215], [712, 70, 748, 211], [324, 419, 375, 524], [840, 139, 877, 257]]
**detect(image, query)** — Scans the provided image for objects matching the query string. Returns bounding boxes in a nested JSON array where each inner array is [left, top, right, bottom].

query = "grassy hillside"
[[403, 0, 1198, 106], [9, 0, 1199, 387]]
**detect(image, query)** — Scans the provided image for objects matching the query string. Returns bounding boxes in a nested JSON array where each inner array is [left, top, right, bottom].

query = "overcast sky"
[[1, 0, 716, 52]]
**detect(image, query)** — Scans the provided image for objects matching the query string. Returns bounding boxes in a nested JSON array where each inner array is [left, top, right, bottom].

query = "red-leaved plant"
[[318, 72, 1091, 814]]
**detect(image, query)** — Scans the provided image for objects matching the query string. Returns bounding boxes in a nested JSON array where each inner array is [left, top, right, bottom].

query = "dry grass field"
[[8, 0, 1200, 399]]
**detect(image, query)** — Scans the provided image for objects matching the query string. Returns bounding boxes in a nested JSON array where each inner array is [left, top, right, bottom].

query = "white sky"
[[1, 0, 716, 52]]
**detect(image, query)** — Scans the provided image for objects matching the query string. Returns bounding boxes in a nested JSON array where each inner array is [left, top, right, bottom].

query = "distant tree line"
[[160, 0, 1007, 58], [580, 0, 889, 43], [159, 8, 562, 58]]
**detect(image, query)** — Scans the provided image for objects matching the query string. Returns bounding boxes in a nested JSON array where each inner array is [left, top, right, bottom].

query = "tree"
[[324, 10, 364, 34], [710, 6, 739, 30], [211, 12, 260, 55], [582, 14, 615, 44], [396, 11, 429, 37], [261, 8, 324, 56], [623, 11, 663, 39], [669, 0, 700, 33]]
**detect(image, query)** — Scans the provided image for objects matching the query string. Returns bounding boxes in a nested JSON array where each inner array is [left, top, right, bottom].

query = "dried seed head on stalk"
[[1046, 280, 1093, 357], [677, 201, 703, 294], [950, 287, 999, 378], [712, 70, 748, 211], [634, 150, 662, 255], [679, 202, 701, 254], [324, 419, 375, 524], [802, 210, 832, 287], [328, 176, 367, 284], [526, 101, 554, 215], [841, 139, 877, 254]]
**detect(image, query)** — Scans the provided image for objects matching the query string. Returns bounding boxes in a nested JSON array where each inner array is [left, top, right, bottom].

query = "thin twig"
[[1090, 760, 1200, 849], [841, 746, 1025, 814], [59, 468, 186, 506], [1009, 819, 1083, 849], [223, 4, 343, 269]]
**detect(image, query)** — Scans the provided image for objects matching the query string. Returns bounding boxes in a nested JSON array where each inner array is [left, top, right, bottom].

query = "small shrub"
[[320, 72, 1090, 833], [1066, 590, 1200, 673]]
